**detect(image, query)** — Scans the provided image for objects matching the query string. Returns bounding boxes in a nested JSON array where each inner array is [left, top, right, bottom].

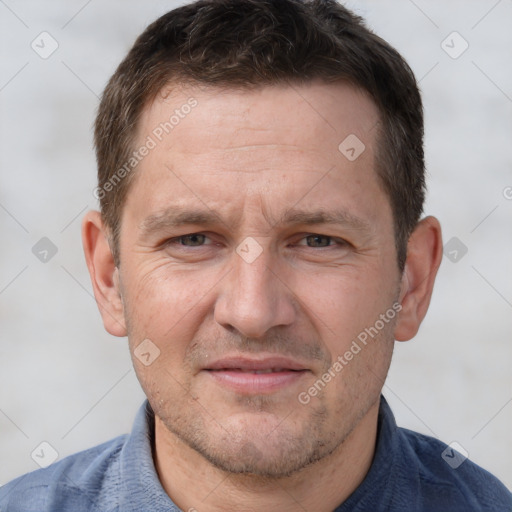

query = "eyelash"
[[164, 232, 350, 249]]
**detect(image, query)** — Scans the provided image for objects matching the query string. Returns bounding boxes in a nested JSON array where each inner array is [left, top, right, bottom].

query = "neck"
[[154, 401, 379, 512]]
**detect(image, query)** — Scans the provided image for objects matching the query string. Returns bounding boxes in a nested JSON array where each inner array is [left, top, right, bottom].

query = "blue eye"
[[163, 233, 348, 252], [304, 234, 333, 247], [177, 234, 207, 246]]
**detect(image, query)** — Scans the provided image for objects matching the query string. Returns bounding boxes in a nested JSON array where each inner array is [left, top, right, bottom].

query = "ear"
[[81, 210, 127, 337], [394, 216, 443, 341]]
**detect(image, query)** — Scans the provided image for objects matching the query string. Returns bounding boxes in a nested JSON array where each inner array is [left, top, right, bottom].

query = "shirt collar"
[[117, 395, 397, 511], [118, 400, 179, 512], [334, 395, 398, 511]]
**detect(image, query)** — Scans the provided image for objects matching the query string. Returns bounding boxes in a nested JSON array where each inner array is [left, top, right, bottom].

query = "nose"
[[214, 244, 296, 339]]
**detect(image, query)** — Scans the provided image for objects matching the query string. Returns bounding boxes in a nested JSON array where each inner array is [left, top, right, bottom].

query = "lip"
[[205, 355, 308, 372], [203, 355, 310, 394]]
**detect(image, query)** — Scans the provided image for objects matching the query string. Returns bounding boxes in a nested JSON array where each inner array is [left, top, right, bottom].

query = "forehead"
[[139, 80, 379, 158], [122, 81, 388, 232]]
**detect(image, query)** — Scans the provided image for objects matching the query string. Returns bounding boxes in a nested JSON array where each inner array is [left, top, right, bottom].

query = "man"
[[1, 0, 510, 510]]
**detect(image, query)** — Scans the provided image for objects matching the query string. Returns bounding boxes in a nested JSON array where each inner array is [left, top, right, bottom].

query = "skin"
[[83, 81, 443, 511]]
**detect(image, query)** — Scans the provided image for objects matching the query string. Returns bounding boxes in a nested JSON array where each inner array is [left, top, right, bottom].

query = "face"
[[116, 81, 402, 477]]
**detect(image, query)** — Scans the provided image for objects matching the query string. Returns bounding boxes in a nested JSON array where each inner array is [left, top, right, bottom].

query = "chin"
[[192, 437, 329, 479], [162, 407, 341, 479]]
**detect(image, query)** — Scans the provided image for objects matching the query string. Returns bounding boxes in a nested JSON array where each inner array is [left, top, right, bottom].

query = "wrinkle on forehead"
[[125, 81, 387, 236], [136, 81, 379, 155]]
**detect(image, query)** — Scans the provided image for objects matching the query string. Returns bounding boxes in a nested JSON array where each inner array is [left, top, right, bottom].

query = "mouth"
[[211, 368, 300, 374], [203, 356, 310, 394]]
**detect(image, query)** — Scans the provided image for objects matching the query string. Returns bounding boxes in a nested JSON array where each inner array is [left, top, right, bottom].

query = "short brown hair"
[[94, 0, 425, 271]]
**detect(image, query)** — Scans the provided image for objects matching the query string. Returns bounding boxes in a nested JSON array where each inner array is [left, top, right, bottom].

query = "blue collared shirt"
[[1, 396, 511, 511]]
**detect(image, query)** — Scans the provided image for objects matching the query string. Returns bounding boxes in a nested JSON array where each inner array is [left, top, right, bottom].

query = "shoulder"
[[397, 426, 512, 510], [0, 434, 127, 512]]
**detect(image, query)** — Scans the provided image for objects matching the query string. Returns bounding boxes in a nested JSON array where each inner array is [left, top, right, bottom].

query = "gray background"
[[1, 0, 511, 490]]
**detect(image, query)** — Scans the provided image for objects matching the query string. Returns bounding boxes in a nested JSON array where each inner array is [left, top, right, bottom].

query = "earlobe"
[[394, 216, 443, 342], [81, 211, 127, 337]]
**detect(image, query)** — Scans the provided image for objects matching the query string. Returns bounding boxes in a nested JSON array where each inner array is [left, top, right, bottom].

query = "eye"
[[167, 233, 211, 247], [296, 234, 347, 248], [304, 234, 331, 248]]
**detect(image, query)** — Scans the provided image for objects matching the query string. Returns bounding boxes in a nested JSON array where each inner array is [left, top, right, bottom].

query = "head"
[[83, 0, 442, 478], [94, 0, 425, 273]]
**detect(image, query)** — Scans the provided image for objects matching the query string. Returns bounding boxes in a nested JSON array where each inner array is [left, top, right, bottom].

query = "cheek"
[[122, 263, 209, 393], [122, 258, 219, 344], [294, 265, 394, 352]]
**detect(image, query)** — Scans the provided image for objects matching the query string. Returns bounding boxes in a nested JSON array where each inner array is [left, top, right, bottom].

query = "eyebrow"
[[139, 209, 223, 235], [280, 208, 372, 233], [139, 206, 373, 236]]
